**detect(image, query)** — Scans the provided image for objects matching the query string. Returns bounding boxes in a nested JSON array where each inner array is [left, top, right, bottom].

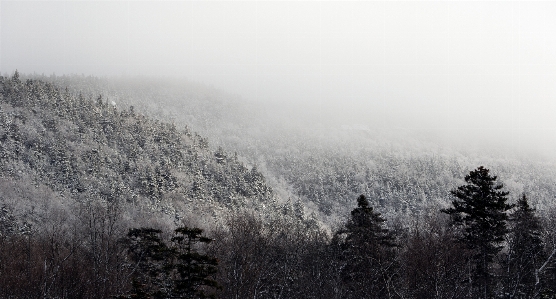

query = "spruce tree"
[[506, 194, 544, 298], [335, 194, 397, 299], [170, 227, 219, 299], [125, 228, 172, 299], [442, 166, 513, 298], [122, 227, 219, 299]]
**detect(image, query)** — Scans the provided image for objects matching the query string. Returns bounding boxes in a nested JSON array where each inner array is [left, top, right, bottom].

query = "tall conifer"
[[336, 194, 397, 299], [442, 166, 513, 298], [506, 194, 544, 298]]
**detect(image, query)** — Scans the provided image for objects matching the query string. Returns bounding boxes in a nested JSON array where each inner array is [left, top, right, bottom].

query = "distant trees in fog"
[[3, 72, 556, 298]]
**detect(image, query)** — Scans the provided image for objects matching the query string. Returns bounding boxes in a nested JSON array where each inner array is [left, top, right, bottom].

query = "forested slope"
[[0, 72, 328, 298], [0, 72, 280, 229], [33, 74, 556, 223], [3, 72, 556, 298]]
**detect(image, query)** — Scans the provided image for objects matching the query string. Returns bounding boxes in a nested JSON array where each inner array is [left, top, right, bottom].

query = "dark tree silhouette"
[[335, 194, 398, 299], [505, 194, 545, 298], [170, 227, 219, 299], [442, 166, 513, 298], [125, 228, 172, 299], [122, 226, 218, 299]]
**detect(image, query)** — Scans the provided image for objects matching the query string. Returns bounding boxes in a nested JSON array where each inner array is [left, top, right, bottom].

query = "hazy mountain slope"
[[0, 73, 281, 230], [29, 74, 556, 223], [0, 73, 326, 298]]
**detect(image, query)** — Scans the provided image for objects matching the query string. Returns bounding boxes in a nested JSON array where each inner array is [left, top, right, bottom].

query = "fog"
[[2, 1, 556, 158]]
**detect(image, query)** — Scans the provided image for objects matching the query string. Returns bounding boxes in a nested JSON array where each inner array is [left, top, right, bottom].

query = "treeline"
[[2, 166, 556, 298]]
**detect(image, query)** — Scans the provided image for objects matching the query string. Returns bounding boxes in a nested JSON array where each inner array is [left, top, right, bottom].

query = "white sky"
[[1, 1, 556, 156]]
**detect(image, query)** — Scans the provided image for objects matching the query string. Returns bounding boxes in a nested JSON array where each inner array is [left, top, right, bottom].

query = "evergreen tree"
[[170, 227, 219, 299], [12, 69, 20, 83], [335, 194, 397, 299], [122, 227, 219, 299], [506, 194, 545, 298], [442, 166, 513, 298], [125, 228, 172, 299]]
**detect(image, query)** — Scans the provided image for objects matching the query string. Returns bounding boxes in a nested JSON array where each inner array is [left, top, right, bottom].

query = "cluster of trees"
[[2, 164, 556, 298], [4, 72, 556, 298], [0, 72, 275, 221], [119, 226, 219, 298], [34, 73, 556, 224], [209, 166, 556, 299]]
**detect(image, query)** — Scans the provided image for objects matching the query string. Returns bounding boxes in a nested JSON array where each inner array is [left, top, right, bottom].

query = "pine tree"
[[12, 70, 20, 83], [442, 166, 513, 298], [506, 194, 545, 298], [335, 194, 397, 299], [122, 227, 219, 299], [170, 227, 219, 299], [125, 228, 172, 299]]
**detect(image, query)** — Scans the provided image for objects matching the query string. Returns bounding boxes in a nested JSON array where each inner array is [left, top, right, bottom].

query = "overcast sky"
[[2, 1, 556, 157]]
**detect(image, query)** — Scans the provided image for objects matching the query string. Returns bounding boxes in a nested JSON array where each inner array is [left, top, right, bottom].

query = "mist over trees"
[[2, 1, 556, 298], [31, 73, 556, 222], [3, 72, 556, 298]]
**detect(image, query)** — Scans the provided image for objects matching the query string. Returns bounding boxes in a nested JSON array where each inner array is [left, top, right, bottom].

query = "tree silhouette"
[[122, 227, 218, 299], [335, 194, 397, 299], [170, 227, 219, 299], [442, 166, 513, 298], [506, 194, 545, 298]]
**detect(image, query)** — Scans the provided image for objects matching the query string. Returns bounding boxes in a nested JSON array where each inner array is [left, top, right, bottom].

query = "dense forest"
[[3, 72, 556, 298], [33, 73, 556, 222]]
